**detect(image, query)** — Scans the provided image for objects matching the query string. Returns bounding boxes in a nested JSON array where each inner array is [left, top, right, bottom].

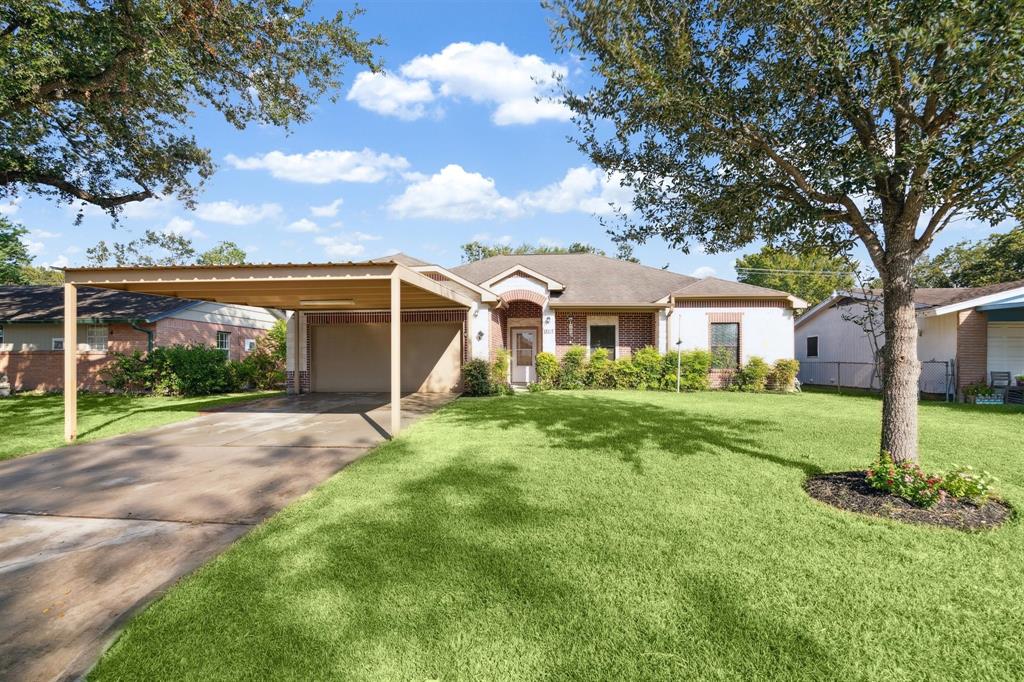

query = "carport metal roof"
[[59, 260, 477, 444]]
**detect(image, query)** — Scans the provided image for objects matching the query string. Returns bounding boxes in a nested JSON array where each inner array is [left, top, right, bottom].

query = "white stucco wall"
[[672, 305, 795, 363], [489, 274, 548, 297], [469, 303, 490, 360]]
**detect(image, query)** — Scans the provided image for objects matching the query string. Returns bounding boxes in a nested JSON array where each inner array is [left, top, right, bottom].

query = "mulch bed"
[[805, 471, 1013, 531]]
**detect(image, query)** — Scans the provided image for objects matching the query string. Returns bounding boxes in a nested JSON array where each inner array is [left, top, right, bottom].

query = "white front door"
[[512, 328, 536, 384]]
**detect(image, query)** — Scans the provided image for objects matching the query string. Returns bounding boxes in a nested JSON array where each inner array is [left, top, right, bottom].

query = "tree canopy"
[[914, 225, 1024, 287], [197, 240, 246, 266], [87, 231, 245, 267], [0, 1, 379, 213], [735, 247, 855, 308], [0, 216, 32, 284], [460, 240, 606, 262]]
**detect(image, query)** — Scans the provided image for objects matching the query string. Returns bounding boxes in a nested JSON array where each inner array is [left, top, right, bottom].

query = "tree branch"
[[0, 169, 152, 208]]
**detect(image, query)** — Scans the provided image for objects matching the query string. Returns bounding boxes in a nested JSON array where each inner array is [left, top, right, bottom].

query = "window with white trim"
[[216, 331, 231, 355], [244, 338, 257, 352], [806, 335, 819, 358], [85, 325, 108, 352], [52, 337, 64, 351]]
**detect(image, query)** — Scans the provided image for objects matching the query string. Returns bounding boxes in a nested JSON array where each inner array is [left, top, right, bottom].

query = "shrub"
[[963, 381, 994, 398], [631, 346, 663, 390], [148, 344, 234, 396], [239, 334, 286, 390], [462, 359, 493, 396], [865, 451, 945, 508], [102, 350, 156, 395], [559, 346, 588, 389], [769, 359, 800, 392], [535, 352, 559, 389], [527, 382, 545, 393], [585, 347, 615, 388], [491, 349, 512, 394], [663, 349, 712, 391], [612, 357, 641, 390], [736, 356, 771, 392], [941, 466, 997, 506]]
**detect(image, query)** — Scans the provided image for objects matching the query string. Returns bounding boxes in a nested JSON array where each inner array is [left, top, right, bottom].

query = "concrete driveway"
[[0, 392, 454, 682]]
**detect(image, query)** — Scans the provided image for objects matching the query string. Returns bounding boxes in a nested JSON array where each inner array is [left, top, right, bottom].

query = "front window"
[[710, 322, 740, 369], [806, 336, 819, 358], [216, 331, 230, 355], [589, 324, 616, 359], [52, 337, 64, 351], [85, 325, 108, 352]]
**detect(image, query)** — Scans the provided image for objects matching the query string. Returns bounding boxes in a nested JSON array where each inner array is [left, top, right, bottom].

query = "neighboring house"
[[283, 252, 806, 392], [0, 286, 283, 391], [794, 279, 1024, 397]]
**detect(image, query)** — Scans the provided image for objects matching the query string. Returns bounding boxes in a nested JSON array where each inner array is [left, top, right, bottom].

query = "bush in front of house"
[[585, 347, 615, 388], [149, 345, 237, 396], [101, 350, 156, 395], [491, 349, 513, 395], [662, 349, 712, 391], [558, 346, 588, 389], [461, 359, 494, 396], [630, 346, 664, 390], [535, 352, 559, 389], [735, 356, 771, 392], [768, 358, 800, 392]]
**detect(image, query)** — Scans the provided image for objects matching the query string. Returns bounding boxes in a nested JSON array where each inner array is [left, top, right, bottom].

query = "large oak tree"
[[550, 0, 1024, 463], [0, 0, 379, 212]]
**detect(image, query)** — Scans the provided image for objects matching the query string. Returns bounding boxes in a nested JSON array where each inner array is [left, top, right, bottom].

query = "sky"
[[0, 0, 1013, 279]]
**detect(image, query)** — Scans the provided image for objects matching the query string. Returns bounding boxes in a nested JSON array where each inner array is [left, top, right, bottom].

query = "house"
[[0, 285, 283, 392], [794, 279, 1024, 397], [59, 254, 804, 439]]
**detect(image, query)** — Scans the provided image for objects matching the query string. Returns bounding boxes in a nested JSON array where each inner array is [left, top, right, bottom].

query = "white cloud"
[[519, 167, 633, 215], [162, 216, 204, 237], [0, 198, 20, 215], [24, 239, 45, 256], [691, 266, 717, 278], [471, 232, 513, 246], [349, 41, 571, 126], [349, 231, 381, 241], [314, 234, 366, 259], [48, 255, 70, 268], [195, 201, 283, 225], [226, 149, 409, 184], [286, 218, 321, 234], [388, 164, 520, 221], [310, 198, 344, 218], [30, 229, 60, 239], [537, 237, 561, 247], [346, 71, 436, 121]]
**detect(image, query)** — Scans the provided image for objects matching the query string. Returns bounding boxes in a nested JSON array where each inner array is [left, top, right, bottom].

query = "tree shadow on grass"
[[442, 392, 823, 477]]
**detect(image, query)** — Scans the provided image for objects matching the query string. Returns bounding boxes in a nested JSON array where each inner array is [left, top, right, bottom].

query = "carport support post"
[[64, 283, 77, 442], [390, 274, 401, 437]]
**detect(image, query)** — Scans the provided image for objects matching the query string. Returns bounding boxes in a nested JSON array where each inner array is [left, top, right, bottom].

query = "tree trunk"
[[879, 250, 920, 464]]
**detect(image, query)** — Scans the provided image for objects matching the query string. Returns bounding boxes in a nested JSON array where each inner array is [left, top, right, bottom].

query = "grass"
[[0, 391, 281, 461], [91, 391, 1023, 681]]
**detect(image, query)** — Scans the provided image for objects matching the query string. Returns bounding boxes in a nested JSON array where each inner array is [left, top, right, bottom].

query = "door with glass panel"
[[511, 328, 536, 384]]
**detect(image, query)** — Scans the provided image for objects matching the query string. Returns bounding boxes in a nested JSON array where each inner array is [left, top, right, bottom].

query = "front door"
[[511, 328, 536, 384]]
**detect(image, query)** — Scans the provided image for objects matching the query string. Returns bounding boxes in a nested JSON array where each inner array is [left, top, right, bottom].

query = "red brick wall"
[[0, 322, 152, 391], [554, 311, 656, 358], [153, 318, 264, 362], [956, 309, 988, 390], [505, 300, 542, 320], [489, 307, 507, 362]]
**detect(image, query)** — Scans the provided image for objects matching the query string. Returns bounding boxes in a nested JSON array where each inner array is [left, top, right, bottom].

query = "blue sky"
[[1, 0, 1011, 278]]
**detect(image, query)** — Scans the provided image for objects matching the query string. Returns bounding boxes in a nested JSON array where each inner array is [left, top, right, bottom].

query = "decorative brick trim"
[[707, 312, 743, 375], [505, 299, 542, 320], [676, 299, 789, 308], [498, 288, 547, 308]]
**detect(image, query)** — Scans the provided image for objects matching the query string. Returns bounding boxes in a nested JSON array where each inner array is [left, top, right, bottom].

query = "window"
[[216, 331, 231, 355], [806, 336, 819, 358], [0, 325, 4, 345], [588, 324, 617, 359], [85, 325, 108, 352], [244, 338, 257, 352], [710, 322, 740, 369], [52, 338, 64, 351]]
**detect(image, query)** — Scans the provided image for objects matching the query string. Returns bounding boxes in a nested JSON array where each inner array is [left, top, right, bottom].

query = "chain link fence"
[[798, 359, 955, 401]]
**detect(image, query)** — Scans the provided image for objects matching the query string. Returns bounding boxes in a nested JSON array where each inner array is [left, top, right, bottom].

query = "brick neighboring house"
[[794, 280, 1024, 398], [283, 253, 804, 391], [0, 286, 283, 392]]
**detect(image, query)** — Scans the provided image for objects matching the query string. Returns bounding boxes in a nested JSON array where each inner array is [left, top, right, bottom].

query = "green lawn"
[[91, 391, 1023, 681], [0, 391, 281, 461]]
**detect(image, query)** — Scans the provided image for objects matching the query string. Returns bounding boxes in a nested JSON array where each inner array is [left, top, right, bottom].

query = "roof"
[[451, 253, 699, 305], [672, 276, 796, 300], [369, 252, 433, 267], [0, 286, 197, 323]]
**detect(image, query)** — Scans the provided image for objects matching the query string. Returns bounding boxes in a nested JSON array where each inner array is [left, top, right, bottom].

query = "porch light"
[[300, 299, 355, 307]]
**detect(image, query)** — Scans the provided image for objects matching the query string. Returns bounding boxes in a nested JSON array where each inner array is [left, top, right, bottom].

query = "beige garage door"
[[311, 323, 462, 393]]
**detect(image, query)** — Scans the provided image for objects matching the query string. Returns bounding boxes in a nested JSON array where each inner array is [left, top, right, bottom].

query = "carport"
[[61, 261, 476, 442]]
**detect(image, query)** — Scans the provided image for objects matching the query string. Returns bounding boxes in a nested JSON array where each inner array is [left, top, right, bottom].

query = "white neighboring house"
[[795, 279, 1024, 397]]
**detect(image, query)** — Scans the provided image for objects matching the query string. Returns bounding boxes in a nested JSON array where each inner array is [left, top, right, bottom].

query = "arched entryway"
[[500, 291, 545, 384]]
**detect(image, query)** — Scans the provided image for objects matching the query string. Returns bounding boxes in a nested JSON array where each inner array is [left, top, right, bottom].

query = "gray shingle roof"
[[672, 276, 795, 299], [0, 286, 197, 323]]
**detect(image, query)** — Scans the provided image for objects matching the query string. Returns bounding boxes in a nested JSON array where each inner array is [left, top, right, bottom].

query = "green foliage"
[[267, 319, 288, 362], [735, 357, 772, 392], [491, 349, 512, 395], [87, 230, 197, 267], [585, 347, 615, 388], [736, 246, 855, 309], [101, 350, 155, 395], [558, 346, 588, 389], [461, 359, 494, 397], [198, 241, 247, 266], [460, 240, 606, 262], [239, 334, 285, 390], [865, 451, 944, 509], [769, 359, 801, 392], [914, 226, 1024, 288], [940, 466, 998, 506], [963, 382, 994, 398], [18, 264, 63, 284], [1, 1, 380, 213], [535, 352, 559, 389], [664, 350, 712, 391], [630, 346, 663, 390], [611, 357, 641, 390], [103, 344, 238, 396], [0, 216, 31, 284]]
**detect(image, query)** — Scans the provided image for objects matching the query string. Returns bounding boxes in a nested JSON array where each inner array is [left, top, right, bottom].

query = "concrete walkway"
[[0, 392, 455, 682]]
